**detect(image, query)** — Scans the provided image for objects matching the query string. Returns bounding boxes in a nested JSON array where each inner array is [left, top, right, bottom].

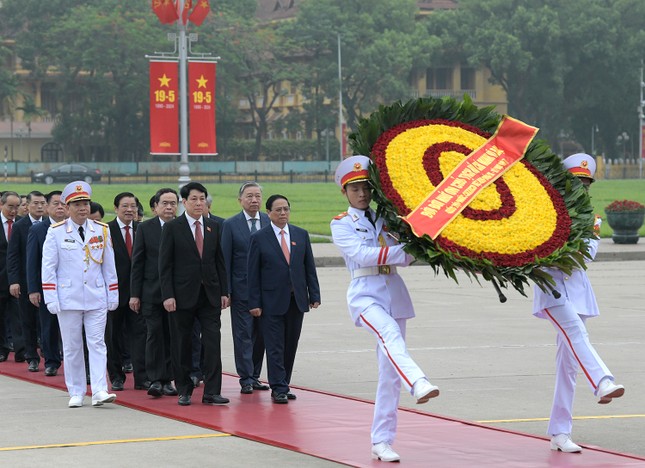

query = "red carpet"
[[2, 359, 644, 467]]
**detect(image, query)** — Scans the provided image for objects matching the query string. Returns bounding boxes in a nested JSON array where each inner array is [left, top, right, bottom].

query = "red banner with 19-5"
[[188, 60, 217, 155], [149, 60, 179, 155]]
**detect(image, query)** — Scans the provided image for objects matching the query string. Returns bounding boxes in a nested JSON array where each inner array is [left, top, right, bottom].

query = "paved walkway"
[[312, 237, 645, 266]]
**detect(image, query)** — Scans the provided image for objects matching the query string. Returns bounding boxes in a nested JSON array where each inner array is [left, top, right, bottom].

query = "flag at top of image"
[[188, 0, 211, 26], [152, 0, 179, 24]]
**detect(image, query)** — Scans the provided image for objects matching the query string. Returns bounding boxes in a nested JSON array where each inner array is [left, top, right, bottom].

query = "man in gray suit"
[[221, 182, 270, 394]]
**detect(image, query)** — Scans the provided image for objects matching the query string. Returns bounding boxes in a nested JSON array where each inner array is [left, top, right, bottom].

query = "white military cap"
[[562, 153, 596, 181], [61, 180, 92, 204], [335, 155, 372, 187]]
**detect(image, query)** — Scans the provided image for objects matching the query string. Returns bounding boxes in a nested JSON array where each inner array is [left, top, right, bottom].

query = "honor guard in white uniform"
[[330, 156, 439, 463], [533, 153, 625, 453], [42, 181, 119, 408]]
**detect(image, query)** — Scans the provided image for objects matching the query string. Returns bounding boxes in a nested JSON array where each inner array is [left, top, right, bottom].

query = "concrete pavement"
[[0, 241, 643, 466]]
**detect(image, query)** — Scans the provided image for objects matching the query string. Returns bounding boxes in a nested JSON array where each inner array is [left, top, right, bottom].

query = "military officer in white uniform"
[[533, 153, 625, 453], [330, 156, 439, 463], [42, 181, 119, 408]]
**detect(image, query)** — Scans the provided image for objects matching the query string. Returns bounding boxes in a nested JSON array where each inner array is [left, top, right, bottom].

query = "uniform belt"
[[351, 266, 396, 279]]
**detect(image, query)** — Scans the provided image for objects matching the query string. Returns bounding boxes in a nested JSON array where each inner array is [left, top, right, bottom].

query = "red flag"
[[152, 0, 179, 24], [178, 0, 192, 25], [188, 61, 217, 155], [149, 61, 180, 155], [188, 0, 210, 26]]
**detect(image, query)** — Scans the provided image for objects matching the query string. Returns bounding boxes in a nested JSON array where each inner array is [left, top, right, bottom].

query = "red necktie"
[[125, 225, 132, 257], [194, 220, 203, 258], [280, 229, 290, 264], [6, 219, 13, 241]]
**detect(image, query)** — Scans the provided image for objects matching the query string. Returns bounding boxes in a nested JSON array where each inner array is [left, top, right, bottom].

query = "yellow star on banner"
[[158, 74, 171, 87], [196, 74, 208, 88]]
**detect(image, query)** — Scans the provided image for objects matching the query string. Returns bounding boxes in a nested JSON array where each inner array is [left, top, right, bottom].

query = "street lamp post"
[[617, 132, 629, 159], [591, 125, 598, 156], [639, 60, 644, 178]]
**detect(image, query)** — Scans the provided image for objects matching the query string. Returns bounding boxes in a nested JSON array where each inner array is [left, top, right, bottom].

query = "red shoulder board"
[[333, 212, 348, 220]]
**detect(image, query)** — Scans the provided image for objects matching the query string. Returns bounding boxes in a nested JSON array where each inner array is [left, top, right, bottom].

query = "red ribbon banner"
[[402, 116, 539, 240], [188, 60, 217, 155], [149, 60, 179, 155]]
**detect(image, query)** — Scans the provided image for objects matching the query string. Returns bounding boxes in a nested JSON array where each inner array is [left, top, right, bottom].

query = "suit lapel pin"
[[291, 241, 296, 246], [206, 226, 212, 232]]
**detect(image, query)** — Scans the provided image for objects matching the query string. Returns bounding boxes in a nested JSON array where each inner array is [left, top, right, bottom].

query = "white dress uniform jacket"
[[533, 238, 599, 318], [331, 207, 414, 326], [42, 219, 118, 310]]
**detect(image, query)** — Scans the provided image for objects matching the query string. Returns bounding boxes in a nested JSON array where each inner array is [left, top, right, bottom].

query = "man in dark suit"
[[130, 188, 179, 398], [159, 182, 230, 406], [106, 192, 148, 391], [7, 190, 47, 372], [248, 194, 321, 404], [222, 181, 270, 394], [26, 190, 67, 376], [0, 191, 25, 362]]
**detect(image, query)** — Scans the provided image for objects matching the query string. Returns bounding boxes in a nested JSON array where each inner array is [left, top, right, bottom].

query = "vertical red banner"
[[149, 60, 179, 155], [188, 60, 217, 155]]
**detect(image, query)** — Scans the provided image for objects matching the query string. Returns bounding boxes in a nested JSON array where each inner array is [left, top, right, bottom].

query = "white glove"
[[47, 302, 61, 314], [108, 302, 118, 311]]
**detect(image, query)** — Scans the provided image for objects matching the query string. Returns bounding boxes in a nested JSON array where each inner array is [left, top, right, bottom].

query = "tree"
[[282, 0, 431, 132], [15, 94, 48, 162]]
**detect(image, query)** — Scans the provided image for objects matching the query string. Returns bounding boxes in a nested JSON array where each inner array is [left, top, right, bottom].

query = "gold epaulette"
[[51, 220, 65, 228], [333, 212, 348, 220]]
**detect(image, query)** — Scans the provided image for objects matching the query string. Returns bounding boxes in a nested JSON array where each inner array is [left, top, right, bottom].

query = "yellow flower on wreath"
[[384, 123, 558, 255]]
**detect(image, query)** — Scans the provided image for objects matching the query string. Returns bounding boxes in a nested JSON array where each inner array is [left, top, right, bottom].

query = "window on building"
[[426, 67, 453, 90], [460, 67, 476, 90], [41, 142, 63, 162]]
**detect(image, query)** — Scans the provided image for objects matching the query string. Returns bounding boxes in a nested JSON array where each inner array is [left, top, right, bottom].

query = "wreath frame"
[[349, 96, 595, 296]]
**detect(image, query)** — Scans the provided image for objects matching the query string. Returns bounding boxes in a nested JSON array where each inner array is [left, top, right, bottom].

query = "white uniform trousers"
[[543, 302, 613, 436], [57, 309, 109, 397], [360, 306, 426, 445]]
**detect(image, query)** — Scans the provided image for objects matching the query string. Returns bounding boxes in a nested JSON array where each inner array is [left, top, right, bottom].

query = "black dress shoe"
[[271, 392, 288, 404], [135, 380, 152, 390], [252, 381, 270, 391], [0, 354, 7, 362], [286, 392, 297, 400], [240, 384, 253, 394], [44, 366, 58, 377], [14, 354, 26, 363], [162, 383, 178, 396], [202, 394, 229, 405], [178, 394, 191, 406], [190, 376, 201, 388], [28, 360, 39, 372], [147, 381, 163, 397], [111, 380, 125, 391], [123, 362, 133, 373]]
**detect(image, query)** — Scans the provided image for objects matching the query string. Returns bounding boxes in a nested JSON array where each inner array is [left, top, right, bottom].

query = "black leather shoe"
[[240, 384, 253, 394], [202, 394, 229, 405], [0, 354, 7, 362], [147, 381, 162, 397], [178, 394, 191, 406], [14, 354, 26, 363], [162, 383, 178, 396], [190, 376, 201, 388], [252, 381, 270, 391], [44, 366, 58, 377], [286, 392, 297, 400], [111, 379, 125, 391], [135, 380, 151, 390], [28, 360, 39, 372], [123, 362, 133, 373], [271, 392, 288, 404]]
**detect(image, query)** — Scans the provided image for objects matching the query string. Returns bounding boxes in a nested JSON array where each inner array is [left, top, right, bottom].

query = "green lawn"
[[6, 179, 645, 238]]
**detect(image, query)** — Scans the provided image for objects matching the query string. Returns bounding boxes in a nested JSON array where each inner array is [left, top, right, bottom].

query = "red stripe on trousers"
[[360, 313, 413, 388], [544, 307, 598, 390]]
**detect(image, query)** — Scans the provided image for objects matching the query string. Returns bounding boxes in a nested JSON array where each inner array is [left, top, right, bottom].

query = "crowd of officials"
[[0, 180, 321, 409]]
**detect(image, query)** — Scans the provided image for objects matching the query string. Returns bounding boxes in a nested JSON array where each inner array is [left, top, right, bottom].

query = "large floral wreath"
[[349, 96, 595, 296]]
